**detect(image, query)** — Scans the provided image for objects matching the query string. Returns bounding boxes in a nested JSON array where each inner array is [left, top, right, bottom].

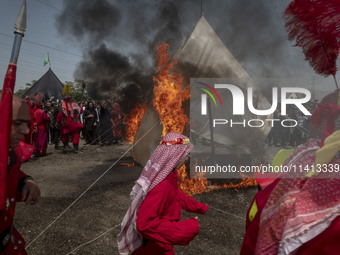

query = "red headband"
[[160, 137, 190, 146]]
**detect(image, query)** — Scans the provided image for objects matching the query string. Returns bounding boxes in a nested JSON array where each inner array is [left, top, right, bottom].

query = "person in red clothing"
[[23, 98, 34, 146], [111, 103, 123, 144], [117, 132, 208, 255], [56, 99, 83, 153], [241, 100, 340, 255], [32, 104, 51, 157], [0, 92, 41, 254]]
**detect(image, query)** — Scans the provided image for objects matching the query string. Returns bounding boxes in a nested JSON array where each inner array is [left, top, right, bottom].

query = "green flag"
[[43, 52, 49, 66]]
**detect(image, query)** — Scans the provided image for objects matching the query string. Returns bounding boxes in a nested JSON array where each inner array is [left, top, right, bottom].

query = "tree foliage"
[[64, 80, 90, 102], [15, 80, 37, 97]]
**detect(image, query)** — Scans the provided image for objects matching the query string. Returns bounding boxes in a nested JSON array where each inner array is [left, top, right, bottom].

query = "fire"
[[177, 165, 209, 196], [178, 164, 258, 196], [213, 176, 258, 193], [153, 42, 190, 136], [120, 162, 135, 167], [125, 104, 147, 144], [153, 42, 257, 196]]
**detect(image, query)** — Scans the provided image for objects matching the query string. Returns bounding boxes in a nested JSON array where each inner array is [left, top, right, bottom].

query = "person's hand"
[[21, 179, 40, 205], [89, 114, 94, 118], [94, 122, 97, 127], [194, 216, 198, 220]]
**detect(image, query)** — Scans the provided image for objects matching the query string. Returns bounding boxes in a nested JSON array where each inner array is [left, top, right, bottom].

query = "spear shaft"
[[0, 0, 26, 211]]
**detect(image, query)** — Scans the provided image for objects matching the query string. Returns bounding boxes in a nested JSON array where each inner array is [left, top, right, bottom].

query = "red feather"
[[284, 0, 340, 79]]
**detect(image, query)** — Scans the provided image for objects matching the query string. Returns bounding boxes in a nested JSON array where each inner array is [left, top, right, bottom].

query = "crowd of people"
[[23, 95, 125, 158], [2, 88, 340, 254]]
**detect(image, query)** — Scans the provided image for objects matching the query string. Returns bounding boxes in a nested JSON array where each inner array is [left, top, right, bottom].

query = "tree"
[[15, 80, 37, 97], [64, 80, 90, 102]]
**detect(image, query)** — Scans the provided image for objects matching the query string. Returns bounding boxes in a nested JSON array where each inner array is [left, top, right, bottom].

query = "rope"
[[204, 203, 244, 220], [26, 121, 159, 249], [65, 202, 244, 254], [85, 119, 122, 146], [65, 223, 121, 255]]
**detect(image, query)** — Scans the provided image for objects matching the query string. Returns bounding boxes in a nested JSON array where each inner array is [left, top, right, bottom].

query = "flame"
[[125, 104, 147, 144], [213, 175, 258, 193], [153, 42, 190, 136], [152, 42, 257, 196], [177, 165, 209, 196], [178, 165, 258, 196], [120, 162, 135, 167]]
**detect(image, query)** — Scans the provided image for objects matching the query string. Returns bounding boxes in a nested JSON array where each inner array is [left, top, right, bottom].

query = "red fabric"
[[33, 129, 48, 155], [56, 112, 63, 123], [62, 100, 82, 118], [57, 112, 82, 145], [111, 103, 123, 138], [241, 179, 340, 255], [33, 109, 50, 155], [61, 131, 80, 145], [34, 109, 50, 132], [23, 99, 34, 145], [160, 138, 189, 145], [0, 64, 16, 212], [117, 132, 194, 254], [296, 216, 340, 255], [240, 179, 280, 255], [311, 103, 340, 146], [256, 139, 340, 254], [133, 171, 208, 255], [254, 172, 281, 190], [0, 150, 28, 254], [15, 142, 34, 163], [62, 117, 83, 134]]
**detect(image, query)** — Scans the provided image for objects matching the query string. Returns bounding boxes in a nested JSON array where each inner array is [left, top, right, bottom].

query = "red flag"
[[0, 64, 16, 211]]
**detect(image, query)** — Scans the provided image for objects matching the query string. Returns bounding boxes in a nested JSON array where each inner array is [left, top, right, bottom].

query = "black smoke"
[[56, 0, 315, 114], [74, 44, 153, 113], [56, 0, 192, 114], [56, 0, 121, 42]]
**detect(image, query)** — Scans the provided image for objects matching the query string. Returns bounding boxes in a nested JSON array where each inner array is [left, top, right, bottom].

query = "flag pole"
[[48, 52, 51, 69], [0, 0, 26, 211]]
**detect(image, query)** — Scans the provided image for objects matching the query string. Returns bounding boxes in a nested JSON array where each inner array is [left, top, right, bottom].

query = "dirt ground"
[[14, 141, 281, 255]]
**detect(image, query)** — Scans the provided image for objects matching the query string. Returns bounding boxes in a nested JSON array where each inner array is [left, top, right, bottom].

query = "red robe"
[[240, 179, 340, 255], [33, 109, 50, 155], [23, 99, 34, 145], [240, 179, 280, 255], [0, 149, 29, 255], [56, 112, 83, 144], [133, 171, 208, 255]]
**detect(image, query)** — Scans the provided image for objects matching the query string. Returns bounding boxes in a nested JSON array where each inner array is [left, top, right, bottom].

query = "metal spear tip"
[[14, 0, 26, 35]]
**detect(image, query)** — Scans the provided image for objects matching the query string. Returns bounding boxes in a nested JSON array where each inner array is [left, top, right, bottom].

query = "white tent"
[[174, 16, 254, 79], [133, 16, 272, 166]]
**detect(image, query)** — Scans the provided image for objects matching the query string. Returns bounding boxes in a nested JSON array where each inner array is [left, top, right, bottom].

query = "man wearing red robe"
[[118, 132, 208, 255], [0, 92, 41, 254], [33, 105, 50, 157], [241, 101, 340, 255], [56, 100, 83, 153]]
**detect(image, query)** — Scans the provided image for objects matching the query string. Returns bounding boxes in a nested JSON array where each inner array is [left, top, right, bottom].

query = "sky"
[[0, 0, 81, 90], [0, 0, 339, 100]]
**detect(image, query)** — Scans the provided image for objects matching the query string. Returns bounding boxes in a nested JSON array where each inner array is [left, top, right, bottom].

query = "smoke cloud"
[[56, 0, 121, 43], [56, 0, 316, 114]]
